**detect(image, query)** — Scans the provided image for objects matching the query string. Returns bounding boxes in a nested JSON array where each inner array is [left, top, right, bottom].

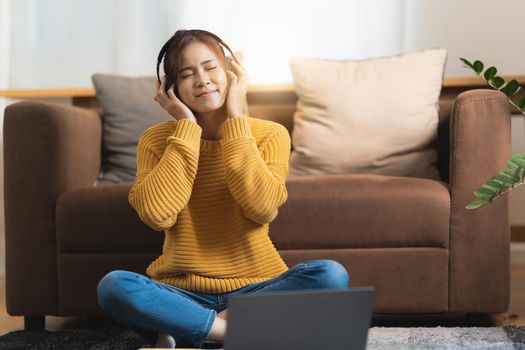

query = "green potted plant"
[[460, 58, 525, 209]]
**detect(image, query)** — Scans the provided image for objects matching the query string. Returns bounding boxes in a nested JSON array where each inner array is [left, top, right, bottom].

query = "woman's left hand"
[[226, 51, 249, 119]]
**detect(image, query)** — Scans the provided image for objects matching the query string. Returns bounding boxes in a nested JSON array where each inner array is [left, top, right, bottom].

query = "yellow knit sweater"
[[128, 115, 290, 294]]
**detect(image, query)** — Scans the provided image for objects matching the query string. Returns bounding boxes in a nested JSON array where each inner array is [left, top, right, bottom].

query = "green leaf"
[[474, 187, 496, 200], [507, 159, 519, 170], [460, 57, 474, 69], [489, 175, 505, 184], [466, 199, 489, 209], [495, 173, 513, 187], [492, 76, 505, 89], [519, 97, 525, 111], [502, 79, 521, 97], [473, 60, 484, 73], [486, 179, 505, 191], [483, 182, 500, 192], [517, 165, 525, 182], [509, 154, 525, 167], [484, 66, 497, 81], [513, 166, 523, 183]]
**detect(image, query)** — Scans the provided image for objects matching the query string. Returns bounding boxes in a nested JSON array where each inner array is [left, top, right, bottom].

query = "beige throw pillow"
[[288, 48, 447, 180]]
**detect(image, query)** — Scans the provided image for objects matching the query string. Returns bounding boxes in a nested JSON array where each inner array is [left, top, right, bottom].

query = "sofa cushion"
[[57, 176, 448, 252], [269, 174, 450, 249], [279, 248, 448, 313], [56, 183, 163, 253], [91, 73, 173, 185], [288, 48, 447, 180]]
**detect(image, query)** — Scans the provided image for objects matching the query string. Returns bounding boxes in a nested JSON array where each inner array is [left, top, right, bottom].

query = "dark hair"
[[156, 29, 235, 97]]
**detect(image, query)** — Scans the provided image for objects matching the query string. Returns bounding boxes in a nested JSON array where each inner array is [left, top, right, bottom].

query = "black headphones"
[[156, 29, 234, 95]]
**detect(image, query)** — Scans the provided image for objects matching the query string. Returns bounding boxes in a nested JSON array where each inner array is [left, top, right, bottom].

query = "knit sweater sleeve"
[[128, 119, 202, 231], [220, 115, 290, 225]]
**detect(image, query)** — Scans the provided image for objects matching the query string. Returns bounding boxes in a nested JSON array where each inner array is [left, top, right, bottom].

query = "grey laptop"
[[223, 287, 376, 350]]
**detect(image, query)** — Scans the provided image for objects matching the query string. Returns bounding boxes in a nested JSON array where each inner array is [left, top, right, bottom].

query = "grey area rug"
[[368, 326, 525, 349], [0, 327, 223, 350], [1, 326, 525, 349]]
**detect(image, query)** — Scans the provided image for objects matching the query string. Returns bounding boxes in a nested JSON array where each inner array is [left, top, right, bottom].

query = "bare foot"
[[207, 314, 227, 341], [217, 309, 228, 320]]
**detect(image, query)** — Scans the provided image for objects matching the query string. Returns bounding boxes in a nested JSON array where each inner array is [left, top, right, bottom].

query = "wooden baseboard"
[[512, 226, 525, 242]]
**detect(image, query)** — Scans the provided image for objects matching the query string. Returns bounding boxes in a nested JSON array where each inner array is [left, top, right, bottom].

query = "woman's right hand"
[[154, 76, 197, 123]]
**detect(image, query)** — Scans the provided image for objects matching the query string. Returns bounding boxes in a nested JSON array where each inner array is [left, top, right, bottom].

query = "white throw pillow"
[[288, 48, 447, 180]]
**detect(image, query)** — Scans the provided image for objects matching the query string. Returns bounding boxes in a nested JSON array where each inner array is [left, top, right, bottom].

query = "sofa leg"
[[24, 316, 45, 330]]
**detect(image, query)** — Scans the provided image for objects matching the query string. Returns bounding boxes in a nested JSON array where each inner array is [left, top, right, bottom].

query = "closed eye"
[[181, 66, 217, 79]]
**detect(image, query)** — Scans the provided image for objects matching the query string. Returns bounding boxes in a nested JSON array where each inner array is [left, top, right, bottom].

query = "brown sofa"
[[3, 86, 511, 330]]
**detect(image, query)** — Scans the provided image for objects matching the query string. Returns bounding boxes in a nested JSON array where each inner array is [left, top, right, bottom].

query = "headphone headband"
[[156, 29, 232, 83]]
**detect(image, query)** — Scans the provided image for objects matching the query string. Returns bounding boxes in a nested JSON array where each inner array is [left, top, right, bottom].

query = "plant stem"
[[509, 99, 522, 115], [490, 178, 525, 203], [477, 72, 524, 115]]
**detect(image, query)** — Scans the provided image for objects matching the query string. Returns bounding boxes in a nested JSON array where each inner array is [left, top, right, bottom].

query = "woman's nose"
[[196, 71, 211, 86], [197, 80, 211, 87]]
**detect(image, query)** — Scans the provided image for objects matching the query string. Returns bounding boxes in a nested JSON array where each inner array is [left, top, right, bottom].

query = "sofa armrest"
[[3, 101, 102, 316], [448, 89, 511, 313]]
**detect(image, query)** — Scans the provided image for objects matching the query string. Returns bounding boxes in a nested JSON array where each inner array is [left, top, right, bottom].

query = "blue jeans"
[[96, 259, 350, 348]]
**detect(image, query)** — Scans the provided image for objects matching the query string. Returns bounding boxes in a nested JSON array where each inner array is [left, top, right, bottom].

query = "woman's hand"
[[154, 76, 197, 123], [225, 51, 249, 119]]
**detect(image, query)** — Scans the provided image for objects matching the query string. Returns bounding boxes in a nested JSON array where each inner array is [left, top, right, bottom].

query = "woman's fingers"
[[229, 55, 248, 86], [155, 76, 174, 103], [154, 83, 159, 98], [229, 57, 245, 75], [227, 70, 238, 81], [231, 52, 243, 65], [154, 80, 161, 102], [166, 84, 179, 101], [155, 77, 165, 97], [234, 51, 243, 63]]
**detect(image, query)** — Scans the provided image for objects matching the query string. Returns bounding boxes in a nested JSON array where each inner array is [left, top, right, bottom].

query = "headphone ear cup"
[[165, 76, 173, 94]]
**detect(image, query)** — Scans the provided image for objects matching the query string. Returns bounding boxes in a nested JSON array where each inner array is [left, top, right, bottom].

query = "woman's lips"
[[198, 90, 218, 97]]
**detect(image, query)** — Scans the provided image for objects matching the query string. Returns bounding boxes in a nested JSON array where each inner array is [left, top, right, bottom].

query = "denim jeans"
[[96, 259, 350, 348]]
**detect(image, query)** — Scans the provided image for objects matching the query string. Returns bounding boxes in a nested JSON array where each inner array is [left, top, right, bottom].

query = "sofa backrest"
[[71, 85, 484, 184]]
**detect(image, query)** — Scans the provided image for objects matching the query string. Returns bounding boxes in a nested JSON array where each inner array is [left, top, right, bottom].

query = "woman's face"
[[176, 41, 229, 114]]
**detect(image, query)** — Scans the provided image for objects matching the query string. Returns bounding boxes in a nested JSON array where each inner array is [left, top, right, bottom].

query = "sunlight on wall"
[[5, 0, 177, 89], [173, 0, 405, 84]]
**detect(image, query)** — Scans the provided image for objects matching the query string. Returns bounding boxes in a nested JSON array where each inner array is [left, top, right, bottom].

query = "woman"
[[96, 29, 350, 349]]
